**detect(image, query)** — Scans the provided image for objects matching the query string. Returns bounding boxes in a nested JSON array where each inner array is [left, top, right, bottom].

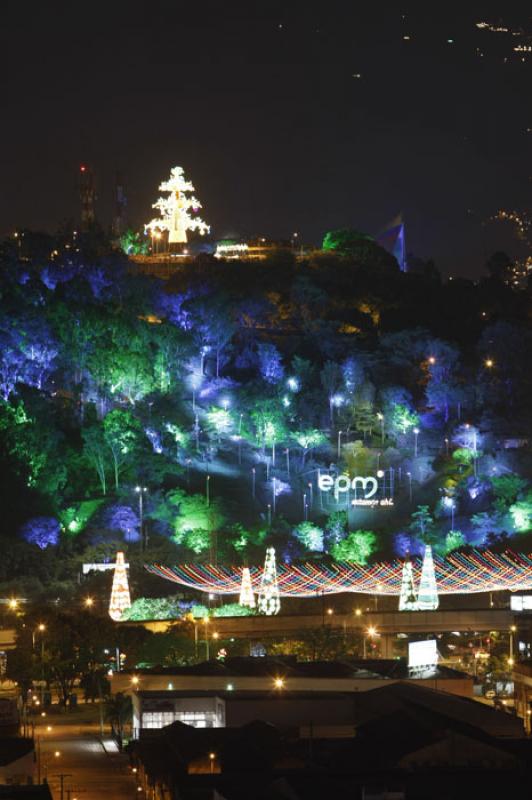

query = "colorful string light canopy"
[[146, 550, 532, 598]]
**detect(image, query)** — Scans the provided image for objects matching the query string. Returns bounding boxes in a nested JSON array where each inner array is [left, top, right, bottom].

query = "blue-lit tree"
[[257, 343, 284, 384], [103, 504, 140, 542], [20, 516, 60, 549], [0, 317, 58, 400]]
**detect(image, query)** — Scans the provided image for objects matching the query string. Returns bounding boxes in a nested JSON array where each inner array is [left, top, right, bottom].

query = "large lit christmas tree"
[[239, 567, 256, 609], [416, 545, 439, 610], [145, 166, 210, 245], [108, 551, 132, 621], [258, 548, 281, 616], [399, 559, 418, 611]]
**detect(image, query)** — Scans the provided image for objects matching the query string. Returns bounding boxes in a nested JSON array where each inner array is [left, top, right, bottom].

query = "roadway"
[[35, 710, 137, 800], [206, 607, 515, 639]]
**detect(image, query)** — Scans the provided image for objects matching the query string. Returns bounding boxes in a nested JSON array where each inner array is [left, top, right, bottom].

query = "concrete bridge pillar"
[[380, 633, 395, 659]]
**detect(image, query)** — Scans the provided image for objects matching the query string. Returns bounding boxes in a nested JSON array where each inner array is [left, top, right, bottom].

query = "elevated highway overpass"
[[205, 607, 515, 640]]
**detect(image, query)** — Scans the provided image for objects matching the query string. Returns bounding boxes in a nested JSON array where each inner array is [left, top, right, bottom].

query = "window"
[[141, 710, 220, 730], [141, 712, 175, 729]]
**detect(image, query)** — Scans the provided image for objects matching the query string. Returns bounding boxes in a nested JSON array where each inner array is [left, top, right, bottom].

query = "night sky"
[[1, 1, 530, 276]]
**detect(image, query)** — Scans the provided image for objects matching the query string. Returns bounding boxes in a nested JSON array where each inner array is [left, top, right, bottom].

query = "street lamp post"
[[364, 626, 378, 659], [285, 448, 290, 477], [206, 475, 210, 507], [251, 468, 256, 499], [204, 618, 210, 661], [510, 625, 517, 664], [32, 625, 46, 705], [407, 472, 412, 503], [135, 486, 148, 550], [194, 414, 200, 451], [337, 430, 343, 459], [413, 428, 419, 458], [377, 412, 385, 445]]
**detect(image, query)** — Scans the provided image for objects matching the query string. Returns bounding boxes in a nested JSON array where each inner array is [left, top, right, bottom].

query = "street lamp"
[[32, 624, 46, 650], [406, 471, 412, 503], [510, 625, 517, 664], [413, 428, 419, 458], [364, 626, 378, 659]]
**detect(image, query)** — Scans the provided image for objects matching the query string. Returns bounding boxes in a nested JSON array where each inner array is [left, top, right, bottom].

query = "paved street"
[[36, 709, 138, 800]]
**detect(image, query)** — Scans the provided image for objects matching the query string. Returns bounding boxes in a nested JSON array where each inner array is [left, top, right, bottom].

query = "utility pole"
[[53, 773, 72, 800]]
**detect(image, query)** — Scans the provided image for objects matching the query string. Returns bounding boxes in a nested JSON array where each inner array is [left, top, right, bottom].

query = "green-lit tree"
[[390, 403, 420, 437], [330, 530, 377, 564], [444, 530, 466, 554], [153, 489, 226, 548], [82, 424, 108, 494], [292, 429, 326, 469], [410, 505, 435, 543], [119, 229, 149, 256], [490, 474, 528, 509], [353, 403, 376, 439], [103, 409, 141, 491]]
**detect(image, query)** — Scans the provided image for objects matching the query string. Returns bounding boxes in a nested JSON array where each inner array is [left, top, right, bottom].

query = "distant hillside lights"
[[215, 242, 249, 258]]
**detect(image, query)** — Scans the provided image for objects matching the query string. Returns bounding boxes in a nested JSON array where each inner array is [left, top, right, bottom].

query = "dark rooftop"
[[0, 787, 52, 800], [127, 656, 469, 681], [0, 737, 34, 767]]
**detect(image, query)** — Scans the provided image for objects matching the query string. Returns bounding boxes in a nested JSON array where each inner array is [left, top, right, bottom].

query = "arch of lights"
[[146, 550, 532, 597]]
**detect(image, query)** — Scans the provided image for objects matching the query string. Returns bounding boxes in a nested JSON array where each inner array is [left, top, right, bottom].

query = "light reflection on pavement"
[[38, 720, 138, 799]]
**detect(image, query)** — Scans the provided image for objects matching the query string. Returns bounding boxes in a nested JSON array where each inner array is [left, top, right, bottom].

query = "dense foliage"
[[2, 230, 532, 604]]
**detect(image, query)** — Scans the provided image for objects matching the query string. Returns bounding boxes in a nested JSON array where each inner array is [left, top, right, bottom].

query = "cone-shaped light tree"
[[239, 567, 256, 609], [258, 548, 281, 616], [417, 545, 439, 610], [108, 551, 132, 621], [399, 559, 418, 611]]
